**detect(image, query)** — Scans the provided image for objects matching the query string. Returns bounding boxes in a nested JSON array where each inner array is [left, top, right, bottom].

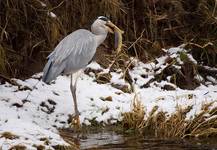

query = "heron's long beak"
[[105, 21, 115, 34], [106, 21, 124, 34]]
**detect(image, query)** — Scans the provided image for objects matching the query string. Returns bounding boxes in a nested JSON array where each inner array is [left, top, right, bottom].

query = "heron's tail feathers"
[[42, 60, 53, 83], [42, 60, 64, 84]]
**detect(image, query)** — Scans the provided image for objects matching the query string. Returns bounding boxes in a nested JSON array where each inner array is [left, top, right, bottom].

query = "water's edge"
[[59, 128, 217, 150]]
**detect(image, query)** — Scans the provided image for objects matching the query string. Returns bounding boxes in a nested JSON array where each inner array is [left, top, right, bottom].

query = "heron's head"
[[91, 16, 114, 35]]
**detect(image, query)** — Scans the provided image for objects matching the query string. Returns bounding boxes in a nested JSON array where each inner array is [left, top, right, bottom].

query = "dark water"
[[60, 129, 217, 150]]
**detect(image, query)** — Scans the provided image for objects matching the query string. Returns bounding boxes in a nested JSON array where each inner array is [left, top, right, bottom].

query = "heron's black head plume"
[[98, 16, 109, 21]]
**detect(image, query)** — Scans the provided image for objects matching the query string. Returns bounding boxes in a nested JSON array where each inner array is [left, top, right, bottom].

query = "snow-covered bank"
[[0, 47, 217, 149]]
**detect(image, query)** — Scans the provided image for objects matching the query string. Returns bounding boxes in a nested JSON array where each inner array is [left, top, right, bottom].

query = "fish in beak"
[[106, 21, 124, 52]]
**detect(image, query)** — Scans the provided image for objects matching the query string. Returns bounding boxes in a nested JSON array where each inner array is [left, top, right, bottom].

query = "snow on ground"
[[0, 47, 217, 149]]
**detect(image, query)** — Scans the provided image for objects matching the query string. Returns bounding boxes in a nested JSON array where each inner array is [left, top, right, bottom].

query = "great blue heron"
[[42, 16, 119, 127]]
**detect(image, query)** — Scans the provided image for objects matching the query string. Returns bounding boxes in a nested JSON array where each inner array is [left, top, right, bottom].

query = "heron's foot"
[[69, 115, 81, 130]]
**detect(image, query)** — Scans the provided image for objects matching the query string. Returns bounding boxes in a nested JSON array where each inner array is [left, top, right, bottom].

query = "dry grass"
[[122, 97, 217, 138], [33, 144, 45, 150], [52, 145, 79, 150], [0, 0, 124, 78], [9, 145, 26, 150], [122, 94, 145, 131], [0, 44, 7, 75], [0, 131, 19, 139], [1, 0, 216, 79]]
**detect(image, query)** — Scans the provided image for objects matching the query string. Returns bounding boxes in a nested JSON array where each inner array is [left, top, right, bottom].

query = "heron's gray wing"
[[42, 29, 97, 83], [49, 29, 95, 63]]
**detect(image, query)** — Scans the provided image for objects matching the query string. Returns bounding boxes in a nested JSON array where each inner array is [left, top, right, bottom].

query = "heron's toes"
[[69, 115, 81, 130]]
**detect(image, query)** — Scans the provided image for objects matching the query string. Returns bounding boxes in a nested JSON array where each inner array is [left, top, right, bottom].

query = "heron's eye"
[[98, 16, 109, 22]]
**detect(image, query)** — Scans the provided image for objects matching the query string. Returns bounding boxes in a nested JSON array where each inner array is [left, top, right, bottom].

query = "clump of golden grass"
[[184, 102, 217, 138], [122, 97, 217, 138], [122, 94, 145, 131], [9, 145, 26, 150], [95, 72, 112, 84], [0, 131, 19, 139], [152, 105, 193, 138], [33, 144, 45, 150]]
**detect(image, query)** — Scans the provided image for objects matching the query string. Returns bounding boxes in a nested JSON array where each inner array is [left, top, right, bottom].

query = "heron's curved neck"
[[94, 33, 107, 47]]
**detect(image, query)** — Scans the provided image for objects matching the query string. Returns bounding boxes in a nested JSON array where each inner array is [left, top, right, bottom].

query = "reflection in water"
[[60, 129, 217, 150], [80, 131, 123, 149]]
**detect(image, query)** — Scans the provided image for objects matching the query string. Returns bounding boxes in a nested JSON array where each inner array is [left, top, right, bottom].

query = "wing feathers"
[[42, 29, 98, 82], [51, 29, 95, 65]]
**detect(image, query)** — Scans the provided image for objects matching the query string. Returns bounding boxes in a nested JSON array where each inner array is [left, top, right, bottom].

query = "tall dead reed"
[[0, 0, 216, 79]]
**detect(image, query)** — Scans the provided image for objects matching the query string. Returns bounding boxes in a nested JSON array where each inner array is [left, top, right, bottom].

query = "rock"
[[111, 83, 131, 93], [100, 96, 113, 101], [162, 84, 176, 91]]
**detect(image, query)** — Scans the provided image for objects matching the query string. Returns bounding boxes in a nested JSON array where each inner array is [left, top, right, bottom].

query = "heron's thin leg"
[[70, 74, 79, 116]]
